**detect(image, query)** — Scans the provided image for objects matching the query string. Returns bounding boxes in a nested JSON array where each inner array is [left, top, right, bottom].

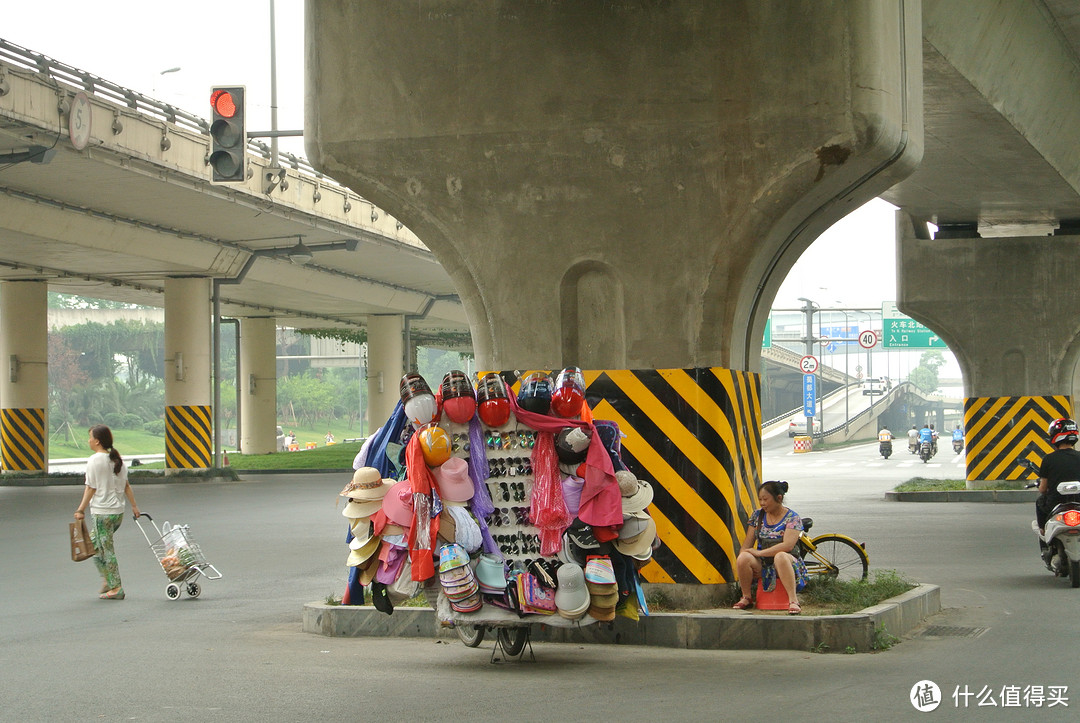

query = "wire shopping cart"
[[134, 513, 222, 600]]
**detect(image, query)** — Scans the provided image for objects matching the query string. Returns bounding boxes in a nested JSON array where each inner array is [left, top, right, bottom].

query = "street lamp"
[[833, 305, 855, 434]]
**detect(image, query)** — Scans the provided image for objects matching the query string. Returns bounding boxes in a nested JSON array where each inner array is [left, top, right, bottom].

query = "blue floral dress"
[[748, 508, 809, 592]]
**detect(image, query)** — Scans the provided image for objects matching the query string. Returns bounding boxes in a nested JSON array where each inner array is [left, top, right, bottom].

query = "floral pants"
[[90, 513, 123, 590]]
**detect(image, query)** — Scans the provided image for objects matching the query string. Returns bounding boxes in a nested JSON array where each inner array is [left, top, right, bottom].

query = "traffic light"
[[209, 86, 246, 183]]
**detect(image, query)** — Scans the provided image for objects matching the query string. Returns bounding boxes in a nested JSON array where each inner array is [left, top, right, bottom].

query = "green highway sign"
[[762, 317, 772, 348], [881, 302, 947, 349]]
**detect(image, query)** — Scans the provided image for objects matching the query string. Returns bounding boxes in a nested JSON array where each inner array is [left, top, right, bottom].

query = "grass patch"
[[137, 442, 363, 471], [49, 428, 168, 458], [801, 569, 916, 615], [893, 477, 1026, 493]]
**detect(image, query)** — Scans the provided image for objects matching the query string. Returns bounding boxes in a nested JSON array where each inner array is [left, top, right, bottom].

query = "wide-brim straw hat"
[[621, 480, 654, 514], [339, 467, 384, 498], [343, 498, 383, 519], [614, 515, 657, 558]]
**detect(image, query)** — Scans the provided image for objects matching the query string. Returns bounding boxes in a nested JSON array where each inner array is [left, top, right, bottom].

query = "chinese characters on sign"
[[882, 301, 948, 349]]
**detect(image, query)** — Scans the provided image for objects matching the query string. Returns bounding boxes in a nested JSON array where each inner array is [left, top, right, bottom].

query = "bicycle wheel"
[[805, 534, 868, 581], [455, 624, 485, 648], [497, 627, 529, 657]]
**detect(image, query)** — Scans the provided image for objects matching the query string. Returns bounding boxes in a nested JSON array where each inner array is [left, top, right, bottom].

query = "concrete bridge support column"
[[366, 315, 404, 430], [164, 278, 212, 469], [0, 280, 48, 472], [305, 1, 922, 592], [239, 317, 277, 455], [897, 213, 1080, 480]]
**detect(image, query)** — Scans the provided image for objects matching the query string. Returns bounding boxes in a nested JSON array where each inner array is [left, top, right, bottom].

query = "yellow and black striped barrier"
[[165, 404, 212, 468], [499, 367, 761, 585], [963, 395, 1071, 480], [1, 407, 45, 471]]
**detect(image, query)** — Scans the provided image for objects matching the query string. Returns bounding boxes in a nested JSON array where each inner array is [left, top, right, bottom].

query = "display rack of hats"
[[347, 367, 659, 627]]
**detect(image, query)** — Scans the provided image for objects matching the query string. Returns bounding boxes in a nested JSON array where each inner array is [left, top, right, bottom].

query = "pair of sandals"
[[732, 596, 801, 615]]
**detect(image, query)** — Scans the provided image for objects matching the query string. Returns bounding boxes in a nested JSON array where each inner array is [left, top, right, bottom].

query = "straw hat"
[[621, 480, 654, 514]]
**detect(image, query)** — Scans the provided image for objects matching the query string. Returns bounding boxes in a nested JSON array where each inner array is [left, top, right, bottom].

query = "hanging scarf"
[[404, 432, 440, 581], [505, 389, 622, 527], [467, 416, 501, 556], [529, 430, 572, 555], [366, 400, 408, 479]]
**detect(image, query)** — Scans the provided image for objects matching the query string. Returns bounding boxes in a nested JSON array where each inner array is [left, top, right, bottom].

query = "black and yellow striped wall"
[[964, 395, 1071, 480], [1, 407, 45, 471], [502, 367, 761, 585], [165, 404, 212, 468]]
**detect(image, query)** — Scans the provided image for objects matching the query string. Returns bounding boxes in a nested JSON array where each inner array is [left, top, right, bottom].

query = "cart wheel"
[[497, 627, 529, 657], [166, 583, 181, 600], [186, 581, 201, 598]]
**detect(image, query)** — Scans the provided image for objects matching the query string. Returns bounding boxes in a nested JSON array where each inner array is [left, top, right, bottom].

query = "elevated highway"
[[0, 38, 470, 465]]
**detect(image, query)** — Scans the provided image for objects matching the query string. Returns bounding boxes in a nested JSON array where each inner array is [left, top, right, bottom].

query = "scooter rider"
[[929, 424, 939, 456], [918, 423, 933, 454], [907, 425, 919, 454], [952, 425, 963, 449], [878, 426, 893, 443], [1037, 418, 1080, 563]]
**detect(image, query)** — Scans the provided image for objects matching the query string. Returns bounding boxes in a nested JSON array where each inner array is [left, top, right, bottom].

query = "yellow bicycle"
[[797, 518, 869, 581]]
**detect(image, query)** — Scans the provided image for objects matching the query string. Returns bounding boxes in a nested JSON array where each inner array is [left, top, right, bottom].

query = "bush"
[[143, 419, 166, 436], [104, 413, 125, 429], [122, 413, 143, 429]]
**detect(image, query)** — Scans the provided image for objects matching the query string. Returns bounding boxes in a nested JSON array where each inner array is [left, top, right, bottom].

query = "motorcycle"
[[919, 441, 933, 463], [879, 440, 892, 459], [908, 437, 918, 455], [952, 438, 963, 454], [1025, 461, 1080, 587]]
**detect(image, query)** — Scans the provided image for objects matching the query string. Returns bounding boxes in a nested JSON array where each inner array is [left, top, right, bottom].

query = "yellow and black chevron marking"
[[165, 405, 212, 468], [499, 368, 761, 584], [1, 407, 45, 471], [964, 395, 1071, 481]]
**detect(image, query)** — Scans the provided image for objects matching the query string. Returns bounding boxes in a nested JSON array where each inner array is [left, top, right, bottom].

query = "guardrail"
[[0, 37, 347, 191]]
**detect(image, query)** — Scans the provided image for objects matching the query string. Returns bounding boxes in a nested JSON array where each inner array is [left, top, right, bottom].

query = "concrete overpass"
[[0, 37, 469, 468]]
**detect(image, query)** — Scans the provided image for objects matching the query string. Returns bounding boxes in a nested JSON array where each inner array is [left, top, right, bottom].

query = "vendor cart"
[[135, 513, 222, 600]]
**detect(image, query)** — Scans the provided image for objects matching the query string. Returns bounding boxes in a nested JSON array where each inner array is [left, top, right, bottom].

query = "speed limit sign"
[[799, 355, 819, 374], [858, 330, 877, 349]]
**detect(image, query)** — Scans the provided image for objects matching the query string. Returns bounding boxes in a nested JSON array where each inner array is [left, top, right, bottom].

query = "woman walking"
[[74, 425, 139, 600]]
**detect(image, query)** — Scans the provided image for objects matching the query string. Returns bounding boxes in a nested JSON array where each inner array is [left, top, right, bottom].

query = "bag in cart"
[[135, 513, 222, 600]]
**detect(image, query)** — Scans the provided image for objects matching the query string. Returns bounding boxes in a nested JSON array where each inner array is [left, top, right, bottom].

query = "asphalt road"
[[2, 445, 1076, 722]]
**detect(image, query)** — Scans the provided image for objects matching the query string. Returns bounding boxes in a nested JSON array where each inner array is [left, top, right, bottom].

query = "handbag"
[[69, 519, 95, 562]]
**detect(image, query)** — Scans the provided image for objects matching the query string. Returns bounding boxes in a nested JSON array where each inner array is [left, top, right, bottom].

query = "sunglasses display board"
[[340, 369, 658, 628]]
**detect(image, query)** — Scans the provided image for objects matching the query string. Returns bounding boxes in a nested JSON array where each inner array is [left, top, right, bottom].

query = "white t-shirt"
[[86, 451, 128, 515]]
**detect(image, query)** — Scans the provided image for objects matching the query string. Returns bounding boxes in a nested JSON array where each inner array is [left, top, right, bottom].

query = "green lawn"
[[49, 428, 166, 458], [48, 421, 366, 465]]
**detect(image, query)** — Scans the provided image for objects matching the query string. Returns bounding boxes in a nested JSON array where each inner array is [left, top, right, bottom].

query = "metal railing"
[[0, 37, 349, 192]]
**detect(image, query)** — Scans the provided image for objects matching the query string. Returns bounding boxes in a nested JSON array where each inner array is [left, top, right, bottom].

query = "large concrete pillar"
[[164, 278, 212, 469], [305, 1, 923, 593], [366, 315, 404, 429], [239, 317, 278, 455], [897, 213, 1080, 480], [305, 0, 922, 372], [0, 281, 48, 472]]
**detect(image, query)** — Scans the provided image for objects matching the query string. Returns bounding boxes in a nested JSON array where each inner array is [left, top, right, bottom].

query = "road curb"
[[885, 490, 1037, 503], [302, 583, 940, 653]]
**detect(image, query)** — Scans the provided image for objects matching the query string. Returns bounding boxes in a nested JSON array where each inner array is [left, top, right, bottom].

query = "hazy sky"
[[5, 1, 913, 335]]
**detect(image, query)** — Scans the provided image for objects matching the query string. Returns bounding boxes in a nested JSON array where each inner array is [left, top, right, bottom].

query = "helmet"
[[440, 371, 477, 424], [1047, 418, 1079, 446], [476, 373, 511, 427], [517, 372, 553, 415], [418, 423, 452, 466], [551, 367, 586, 418]]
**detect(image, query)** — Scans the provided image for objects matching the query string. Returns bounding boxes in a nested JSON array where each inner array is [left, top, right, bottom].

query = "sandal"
[[732, 596, 753, 610], [787, 601, 801, 615], [99, 588, 125, 600]]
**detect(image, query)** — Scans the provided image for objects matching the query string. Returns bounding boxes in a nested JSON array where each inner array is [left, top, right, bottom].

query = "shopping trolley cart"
[[134, 513, 222, 600]]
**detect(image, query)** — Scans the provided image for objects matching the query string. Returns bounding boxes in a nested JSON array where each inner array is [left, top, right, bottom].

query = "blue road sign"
[[803, 374, 816, 417]]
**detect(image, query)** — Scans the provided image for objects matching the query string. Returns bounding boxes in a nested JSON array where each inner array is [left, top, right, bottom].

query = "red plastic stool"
[[755, 577, 790, 610]]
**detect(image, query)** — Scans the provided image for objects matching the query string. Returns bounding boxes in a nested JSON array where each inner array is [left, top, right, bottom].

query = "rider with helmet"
[[1037, 418, 1080, 558]]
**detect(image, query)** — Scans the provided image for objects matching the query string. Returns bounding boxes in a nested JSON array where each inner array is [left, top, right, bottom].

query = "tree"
[[48, 336, 89, 426], [910, 350, 945, 394]]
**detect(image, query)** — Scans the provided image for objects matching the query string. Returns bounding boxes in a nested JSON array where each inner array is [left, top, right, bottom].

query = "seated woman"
[[732, 480, 808, 615]]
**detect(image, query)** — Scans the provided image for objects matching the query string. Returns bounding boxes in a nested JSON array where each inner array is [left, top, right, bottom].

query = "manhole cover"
[[918, 625, 989, 638]]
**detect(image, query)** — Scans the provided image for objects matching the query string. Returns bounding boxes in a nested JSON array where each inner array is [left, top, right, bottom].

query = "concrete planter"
[[302, 583, 940, 653]]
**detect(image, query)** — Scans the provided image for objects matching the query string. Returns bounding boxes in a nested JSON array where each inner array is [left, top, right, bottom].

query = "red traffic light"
[[211, 89, 237, 118]]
